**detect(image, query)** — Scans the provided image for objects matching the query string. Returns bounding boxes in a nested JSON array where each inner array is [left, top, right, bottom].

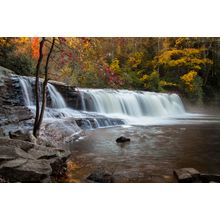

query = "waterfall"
[[78, 89, 186, 117], [47, 84, 66, 108], [18, 76, 67, 109], [17, 75, 187, 127], [18, 76, 34, 106]]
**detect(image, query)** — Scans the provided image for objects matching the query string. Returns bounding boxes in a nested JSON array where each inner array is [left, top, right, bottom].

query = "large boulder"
[[173, 168, 200, 183], [0, 138, 70, 182], [200, 173, 220, 183], [0, 158, 52, 183], [28, 145, 71, 176]]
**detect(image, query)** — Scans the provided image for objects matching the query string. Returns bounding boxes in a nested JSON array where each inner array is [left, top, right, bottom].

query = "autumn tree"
[[33, 37, 56, 137], [0, 37, 34, 75], [140, 38, 213, 102]]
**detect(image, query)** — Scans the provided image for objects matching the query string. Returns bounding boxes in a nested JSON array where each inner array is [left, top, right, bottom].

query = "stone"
[[0, 137, 35, 152], [9, 129, 36, 143], [0, 176, 7, 183], [200, 173, 220, 183], [0, 159, 52, 183], [40, 119, 82, 146], [0, 138, 70, 182], [28, 146, 71, 176], [0, 128, 5, 137], [173, 168, 200, 183], [87, 170, 113, 183], [0, 145, 35, 161], [116, 136, 131, 143]]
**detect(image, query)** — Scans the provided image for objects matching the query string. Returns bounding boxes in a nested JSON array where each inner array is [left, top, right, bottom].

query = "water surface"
[[64, 115, 220, 183]]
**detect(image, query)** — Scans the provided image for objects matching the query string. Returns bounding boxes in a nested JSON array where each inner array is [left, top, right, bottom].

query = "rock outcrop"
[[0, 66, 34, 137], [0, 138, 71, 182], [173, 168, 220, 183]]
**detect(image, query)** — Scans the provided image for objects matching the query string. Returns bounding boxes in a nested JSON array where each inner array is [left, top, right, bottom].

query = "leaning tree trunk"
[[33, 37, 45, 137], [36, 37, 56, 136]]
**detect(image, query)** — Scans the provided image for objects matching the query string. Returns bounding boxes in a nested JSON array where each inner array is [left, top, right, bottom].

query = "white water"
[[18, 76, 189, 127], [47, 84, 66, 108], [79, 88, 186, 117], [18, 76, 34, 106], [18, 76, 67, 109]]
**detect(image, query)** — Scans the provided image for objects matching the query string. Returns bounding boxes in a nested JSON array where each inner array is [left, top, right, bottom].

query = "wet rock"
[[28, 145, 71, 176], [0, 158, 52, 182], [0, 145, 35, 161], [0, 138, 70, 182], [9, 129, 36, 143], [0, 176, 7, 183], [173, 168, 200, 183], [40, 119, 83, 147], [0, 128, 5, 137], [116, 136, 130, 143], [87, 170, 113, 183], [200, 173, 220, 183], [0, 137, 35, 152]]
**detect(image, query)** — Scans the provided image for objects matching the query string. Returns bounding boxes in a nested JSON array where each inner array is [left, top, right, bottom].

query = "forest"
[[1, 37, 220, 104]]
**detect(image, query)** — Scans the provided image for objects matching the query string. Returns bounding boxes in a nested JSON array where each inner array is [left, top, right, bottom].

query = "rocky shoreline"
[[0, 66, 79, 182], [0, 137, 71, 182]]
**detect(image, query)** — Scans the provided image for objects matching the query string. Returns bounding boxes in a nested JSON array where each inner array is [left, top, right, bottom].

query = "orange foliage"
[[31, 37, 39, 59]]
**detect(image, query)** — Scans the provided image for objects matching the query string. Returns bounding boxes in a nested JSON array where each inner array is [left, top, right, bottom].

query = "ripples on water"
[[65, 115, 220, 183]]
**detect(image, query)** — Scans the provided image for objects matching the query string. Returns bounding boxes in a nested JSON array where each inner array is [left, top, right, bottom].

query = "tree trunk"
[[36, 38, 56, 135], [33, 37, 45, 137]]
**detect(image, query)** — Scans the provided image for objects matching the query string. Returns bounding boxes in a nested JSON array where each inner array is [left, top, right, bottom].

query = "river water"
[[64, 114, 220, 183], [17, 76, 220, 182]]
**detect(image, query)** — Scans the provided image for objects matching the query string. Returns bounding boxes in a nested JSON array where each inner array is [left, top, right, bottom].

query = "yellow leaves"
[[175, 38, 187, 47], [180, 70, 198, 91], [140, 74, 149, 81], [181, 70, 197, 83], [159, 80, 177, 87], [66, 38, 80, 49], [141, 71, 160, 91], [0, 38, 7, 46], [157, 47, 212, 73], [128, 52, 144, 68], [14, 37, 29, 44], [110, 58, 121, 73]]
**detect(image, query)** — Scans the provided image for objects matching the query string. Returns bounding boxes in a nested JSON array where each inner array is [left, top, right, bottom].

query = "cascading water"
[[18, 75, 188, 128], [47, 84, 66, 108], [18, 76, 67, 109], [78, 89, 186, 117], [18, 76, 34, 106]]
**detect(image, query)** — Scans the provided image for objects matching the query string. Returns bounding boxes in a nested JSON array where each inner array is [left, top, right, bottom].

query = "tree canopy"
[[0, 37, 220, 103]]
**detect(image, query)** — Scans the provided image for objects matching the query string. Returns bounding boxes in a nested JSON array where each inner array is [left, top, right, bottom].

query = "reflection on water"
[[64, 115, 220, 183]]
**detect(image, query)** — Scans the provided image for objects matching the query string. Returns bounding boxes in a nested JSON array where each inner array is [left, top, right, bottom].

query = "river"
[[63, 114, 220, 182]]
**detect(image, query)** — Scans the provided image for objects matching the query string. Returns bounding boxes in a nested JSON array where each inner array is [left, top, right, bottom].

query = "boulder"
[[9, 129, 36, 143], [173, 168, 200, 183], [116, 136, 130, 143], [0, 137, 36, 152], [0, 138, 70, 182], [0, 176, 7, 183], [200, 173, 220, 183], [87, 170, 114, 183], [28, 145, 71, 176], [0, 158, 52, 182]]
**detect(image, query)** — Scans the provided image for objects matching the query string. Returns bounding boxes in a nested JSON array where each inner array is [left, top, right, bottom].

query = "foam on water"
[[18, 76, 191, 127]]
